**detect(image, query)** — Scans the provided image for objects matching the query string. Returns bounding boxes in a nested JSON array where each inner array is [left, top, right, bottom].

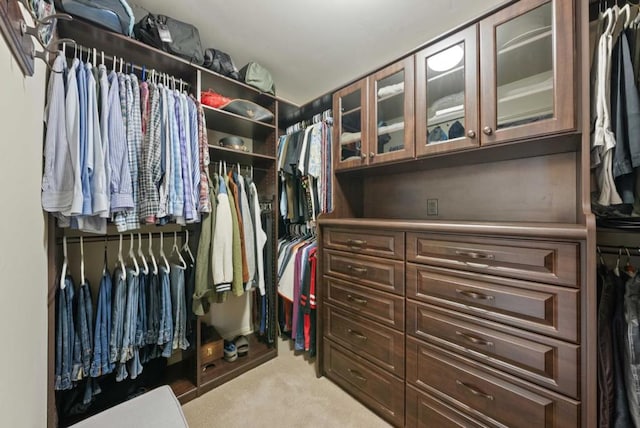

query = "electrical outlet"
[[427, 199, 438, 216]]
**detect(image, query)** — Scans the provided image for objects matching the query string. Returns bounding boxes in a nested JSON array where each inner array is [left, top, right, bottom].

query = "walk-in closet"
[[0, 0, 626, 427]]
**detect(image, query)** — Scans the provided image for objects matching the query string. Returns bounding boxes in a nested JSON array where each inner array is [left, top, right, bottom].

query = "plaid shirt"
[[191, 96, 211, 213], [115, 74, 141, 231], [139, 83, 162, 222]]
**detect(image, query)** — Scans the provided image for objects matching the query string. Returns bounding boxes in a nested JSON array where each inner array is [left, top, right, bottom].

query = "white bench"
[[69, 385, 189, 428]]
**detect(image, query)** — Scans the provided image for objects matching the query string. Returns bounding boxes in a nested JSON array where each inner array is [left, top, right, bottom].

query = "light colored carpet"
[[182, 338, 392, 428]]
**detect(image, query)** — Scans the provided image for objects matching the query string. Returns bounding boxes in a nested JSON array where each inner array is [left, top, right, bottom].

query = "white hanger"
[[148, 232, 158, 275], [171, 231, 187, 270], [137, 233, 149, 275], [128, 233, 140, 276], [160, 232, 170, 272], [80, 235, 86, 285], [117, 234, 126, 280], [60, 236, 69, 289], [182, 229, 195, 264]]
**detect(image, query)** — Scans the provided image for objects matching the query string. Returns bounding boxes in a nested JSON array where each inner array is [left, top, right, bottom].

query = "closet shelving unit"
[[50, 18, 299, 427]]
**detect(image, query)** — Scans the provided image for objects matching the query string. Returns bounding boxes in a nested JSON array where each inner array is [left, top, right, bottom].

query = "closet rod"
[[60, 43, 192, 89], [598, 244, 640, 256], [58, 231, 187, 245]]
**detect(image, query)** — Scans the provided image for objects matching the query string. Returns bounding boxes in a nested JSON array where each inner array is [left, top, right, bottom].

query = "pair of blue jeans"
[[146, 271, 162, 360], [121, 269, 142, 380], [90, 271, 113, 377], [109, 268, 128, 381], [55, 276, 75, 391], [170, 266, 189, 351], [158, 266, 174, 358]]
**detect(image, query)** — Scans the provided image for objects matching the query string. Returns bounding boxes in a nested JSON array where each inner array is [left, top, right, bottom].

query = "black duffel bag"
[[134, 14, 204, 65], [203, 48, 240, 80]]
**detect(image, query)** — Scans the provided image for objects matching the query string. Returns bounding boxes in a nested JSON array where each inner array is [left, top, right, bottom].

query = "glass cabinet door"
[[334, 79, 368, 170], [369, 57, 415, 164], [415, 25, 479, 157], [479, 0, 574, 144]]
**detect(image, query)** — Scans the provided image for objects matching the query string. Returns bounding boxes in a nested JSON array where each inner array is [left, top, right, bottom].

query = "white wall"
[[0, 34, 48, 427]]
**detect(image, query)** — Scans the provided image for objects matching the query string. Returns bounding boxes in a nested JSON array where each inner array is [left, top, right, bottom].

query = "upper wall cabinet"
[[416, 25, 479, 156], [335, 79, 368, 170], [415, 0, 574, 156], [334, 58, 414, 171], [479, 0, 575, 144], [369, 57, 415, 165]]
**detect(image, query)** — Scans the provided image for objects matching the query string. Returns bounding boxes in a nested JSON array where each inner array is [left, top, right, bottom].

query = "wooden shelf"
[[208, 144, 275, 168], [165, 360, 198, 403], [199, 335, 277, 394], [202, 105, 276, 140], [198, 68, 276, 108], [342, 105, 362, 116], [58, 18, 196, 81]]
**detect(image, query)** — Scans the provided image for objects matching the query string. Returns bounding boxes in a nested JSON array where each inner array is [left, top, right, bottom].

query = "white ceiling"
[[132, 0, 506, 105]]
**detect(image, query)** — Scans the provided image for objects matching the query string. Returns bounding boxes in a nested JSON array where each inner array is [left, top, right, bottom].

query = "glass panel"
[[340, 89, 362, 163], [426, 42, 466, 144], [376, 70, 405, 154], [496, 2, 553, 129]]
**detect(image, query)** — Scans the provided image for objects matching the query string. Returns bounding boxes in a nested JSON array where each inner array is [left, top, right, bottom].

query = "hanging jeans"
[[138, 272, 149, 364], [146, 271, 161, 360], [170, 266, 189, 350], [55, 277, 75, 391], [77, 281, 98, 404], [91, 271, 113, 377], [121, 270, 142, 380], [158, 266, 174, 358], [109, 269, 128, 381]]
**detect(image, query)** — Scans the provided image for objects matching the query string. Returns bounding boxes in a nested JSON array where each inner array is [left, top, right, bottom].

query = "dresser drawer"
[[407, 338, 580, 428], [406, 385, 489, 428], [406, 233, 579, 287], [325, 276, 405, 330], [324, 304, 404, 377], [407, 301, 579, 398], [323, 228, 404, 260], [324, 339, 405, 427], [324, 249, 404, 295], [407, 264, 579, 342]]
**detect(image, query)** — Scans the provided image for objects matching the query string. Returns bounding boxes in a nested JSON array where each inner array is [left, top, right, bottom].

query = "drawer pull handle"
[[455, 250, 495, 260], [455, 331, 494, 347], [347, 294, 368, 305], [347, 265, 368, 274], [456, 380, 494, 401], [347, 239, 367, 248], [347, 329, 368, 341], [456, 289, 495, 301], [464, 261, 490, 269], [347, 368, 368, 383]]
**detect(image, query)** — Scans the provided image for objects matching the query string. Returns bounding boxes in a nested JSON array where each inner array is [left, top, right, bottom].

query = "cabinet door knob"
[[360, 154, 366, 159], [467, 130, 476, 139], [369, 152, 375, 158], [482, 126, 493, 135]]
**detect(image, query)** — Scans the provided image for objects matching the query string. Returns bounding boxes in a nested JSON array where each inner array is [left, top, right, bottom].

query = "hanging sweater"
[[238, 175, 255, 290], [224, 174, 244, 296], [193, 173, 218, 316], [212, 174, 233, 288], [227, 170, 249, 283]]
